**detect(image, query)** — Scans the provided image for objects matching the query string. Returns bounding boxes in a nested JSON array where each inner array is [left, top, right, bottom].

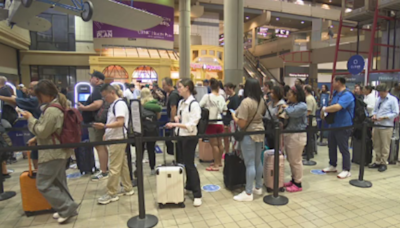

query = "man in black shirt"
[[78, 71, 109, 181]]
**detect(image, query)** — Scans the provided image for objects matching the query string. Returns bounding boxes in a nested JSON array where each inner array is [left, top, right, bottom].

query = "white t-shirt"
[[105, 99, 130, 140], [199, 93, 227, 125], [238, 89, 244, 97], [123, 89, 134, 100]]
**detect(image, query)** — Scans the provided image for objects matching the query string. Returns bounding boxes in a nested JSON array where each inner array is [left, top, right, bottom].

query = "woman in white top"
[[218, 81, 227, 100], [165, 79, 202, 207], [200, 78, 227, 171], [363, 85, 376, 117]]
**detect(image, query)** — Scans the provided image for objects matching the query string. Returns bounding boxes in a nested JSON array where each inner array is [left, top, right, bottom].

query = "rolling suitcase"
[[156, 129, 185, 208], [20, 152, 53, 216], [263, 150, 285, 193], [352, 137, 373, 165], [198, 139, 213, 162], [388, 122, 400, 164], [74, 140, 96, 174], [223, 141, 245, 190]]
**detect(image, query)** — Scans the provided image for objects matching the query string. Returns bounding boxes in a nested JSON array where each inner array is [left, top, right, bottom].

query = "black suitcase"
[[352, 137, 372, 165], [223, 151, 246, 190], [74, 140, 96, 174]]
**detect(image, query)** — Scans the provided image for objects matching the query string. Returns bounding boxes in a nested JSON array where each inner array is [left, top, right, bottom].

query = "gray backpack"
[[94, 98, 110, 123]]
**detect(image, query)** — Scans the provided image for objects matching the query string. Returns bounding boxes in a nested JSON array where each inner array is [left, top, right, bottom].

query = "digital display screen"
[[78, 94, 90, 102]]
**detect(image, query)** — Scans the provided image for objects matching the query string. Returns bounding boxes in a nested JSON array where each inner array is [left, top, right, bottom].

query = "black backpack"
[[2, 104, 18, 125], [188, 100, 209, 135], [141, 107, 158, 136]]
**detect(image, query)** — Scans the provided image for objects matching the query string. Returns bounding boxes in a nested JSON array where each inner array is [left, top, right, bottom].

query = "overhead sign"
[[284, 66, 309, 78], [347, 55, 365, 75], [93, 1, 174, 41]]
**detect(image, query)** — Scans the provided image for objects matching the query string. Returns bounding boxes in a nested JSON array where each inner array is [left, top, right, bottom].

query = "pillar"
[[251, 27, 258, 52], [309, 63, 318, 90], [179, 0, 191, 79], [224, 0, 244, 86]]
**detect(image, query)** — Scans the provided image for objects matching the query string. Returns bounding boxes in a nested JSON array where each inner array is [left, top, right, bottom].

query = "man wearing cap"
[[78, 71, 109, 181], [369, 84, 399, 172]]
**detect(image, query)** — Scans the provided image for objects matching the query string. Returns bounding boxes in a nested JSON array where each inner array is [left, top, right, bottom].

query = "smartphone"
[[16, 107, 25, 113], [229, 109, 235, 114]]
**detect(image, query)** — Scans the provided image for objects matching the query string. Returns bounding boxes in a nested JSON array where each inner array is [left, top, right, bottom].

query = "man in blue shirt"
[[368, 84, 399, 172], [320, 76, 355, 179], [0, 81, 40, 169]]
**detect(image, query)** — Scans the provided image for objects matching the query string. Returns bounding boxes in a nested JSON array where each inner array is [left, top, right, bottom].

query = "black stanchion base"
[[0, 191, 16, 201], [302, 160, 317, 166], [263, 195, 289, 206], [127, 214, 158, 228], [349, 179, 372, 188]]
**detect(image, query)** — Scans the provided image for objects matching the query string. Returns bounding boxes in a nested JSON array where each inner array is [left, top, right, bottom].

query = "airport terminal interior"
[[1, 0, 400, 227]]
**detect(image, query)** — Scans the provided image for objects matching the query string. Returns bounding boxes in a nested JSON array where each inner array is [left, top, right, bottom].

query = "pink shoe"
[[286, 184, 302, 193], [284, 182, 293, 187]]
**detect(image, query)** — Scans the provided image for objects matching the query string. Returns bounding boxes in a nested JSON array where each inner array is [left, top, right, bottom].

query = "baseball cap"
[[90, 71, 105, 80]]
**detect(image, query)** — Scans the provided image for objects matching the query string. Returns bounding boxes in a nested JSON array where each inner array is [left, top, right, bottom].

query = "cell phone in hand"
[[16, 107, 25, 113], [229, 109, 235, 114]]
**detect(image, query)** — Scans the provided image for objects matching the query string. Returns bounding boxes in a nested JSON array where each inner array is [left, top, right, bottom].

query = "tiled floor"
[[2, 144, 400, 228]]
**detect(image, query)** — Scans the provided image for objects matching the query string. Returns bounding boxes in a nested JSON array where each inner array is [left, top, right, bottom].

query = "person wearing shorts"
[[200, 78, 227, 171]]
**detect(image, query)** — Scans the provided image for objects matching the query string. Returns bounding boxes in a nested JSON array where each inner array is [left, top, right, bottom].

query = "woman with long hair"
[[223, 83, 240, 154], [264, 86, 286, 148], [165, 78, 202, 207], [200, 78, 227, 171], [232, 78, 266, 202], [280, 85, 307, 192], [140, 88, 162, 175], [20, 80, 78, 224]]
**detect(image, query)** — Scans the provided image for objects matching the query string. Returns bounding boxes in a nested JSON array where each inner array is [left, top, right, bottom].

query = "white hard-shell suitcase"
[[156, 128, 185, 209]]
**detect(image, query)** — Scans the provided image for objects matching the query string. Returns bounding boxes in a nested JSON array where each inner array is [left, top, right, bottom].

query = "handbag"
[[234, 101, 260, 141], [264, 106, 277, 148]]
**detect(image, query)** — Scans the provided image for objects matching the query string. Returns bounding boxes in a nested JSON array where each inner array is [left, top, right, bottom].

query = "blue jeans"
[[328, 129, 352, 171], [241, 136, 263, 194]]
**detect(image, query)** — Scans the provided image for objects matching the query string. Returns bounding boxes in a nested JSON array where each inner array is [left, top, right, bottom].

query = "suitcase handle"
[[27, 151, 33, 178]]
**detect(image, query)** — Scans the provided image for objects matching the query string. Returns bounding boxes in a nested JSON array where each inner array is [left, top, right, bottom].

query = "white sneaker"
[[193, 198, 202, 207], [337, 171, 351, 179], [322, 166, 337, 173], [57, 216, 71, 224], [98, 194, 119, 205], [117, 188, 135, 196], [53, 212, 60, 219], [252, 188, 263, 196], [233, 191, 253, 202]]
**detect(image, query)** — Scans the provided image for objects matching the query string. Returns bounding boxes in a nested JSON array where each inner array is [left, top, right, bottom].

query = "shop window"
[[102, 65, 129, 83], [217, 51, 222, 61], [201, 50, 207, 55], [133, 66, 158, 83], [30, 66, 76, 88], [30, 10, 75, 51], [192, 50, 199, 60], [209, 50, 215, 56]]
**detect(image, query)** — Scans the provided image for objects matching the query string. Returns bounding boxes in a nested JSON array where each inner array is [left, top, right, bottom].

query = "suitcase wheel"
[[179, 203, 185, 208], [158, 203, 165, 209], [279, 187, 285, 192], [25, 211, 34, 217]]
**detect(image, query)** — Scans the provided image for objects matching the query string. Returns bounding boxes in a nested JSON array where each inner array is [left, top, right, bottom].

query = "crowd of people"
[[0, 72, 399, 223]]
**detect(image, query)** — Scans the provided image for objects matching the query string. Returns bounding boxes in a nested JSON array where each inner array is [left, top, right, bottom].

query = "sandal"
[[206, 167, 220, 171], [209, 163, 223, 167]]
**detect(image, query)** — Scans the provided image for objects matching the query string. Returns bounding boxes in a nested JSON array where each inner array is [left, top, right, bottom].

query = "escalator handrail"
[[244, 51, 281, 83]]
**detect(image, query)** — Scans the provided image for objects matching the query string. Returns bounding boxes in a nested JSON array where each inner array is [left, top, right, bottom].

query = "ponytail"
[[112, 84, 123, 98], [58, 93, 69, 109]]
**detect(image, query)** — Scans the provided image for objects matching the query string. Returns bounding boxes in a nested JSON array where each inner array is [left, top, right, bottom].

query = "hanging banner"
[[93, 1, 174, 41]]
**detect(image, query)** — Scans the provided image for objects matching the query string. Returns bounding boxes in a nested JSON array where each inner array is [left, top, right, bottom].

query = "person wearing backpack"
[[92, 84, 134, 205], [78, 71, 109, 181], [200, 78, 227, 171], [165, 78, 202, 207], [20, 80, 79, 224], [320, 76, 355, 179]]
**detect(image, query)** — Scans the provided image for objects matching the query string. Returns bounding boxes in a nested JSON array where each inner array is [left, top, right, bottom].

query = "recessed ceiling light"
[[301, 21, 305, 24], [351, 28, 354, 31], [329, 0, 332, 2], [246, 16, 249, 20]]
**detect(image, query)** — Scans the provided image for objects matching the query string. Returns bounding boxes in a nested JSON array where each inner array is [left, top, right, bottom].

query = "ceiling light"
[[350, 28, 354, 31], [246, 16, 249, 20], [301, 21, 305, 24], [329, 0, 332, 2], [345, 8, 352, 13], [276, 17, 280, 21]]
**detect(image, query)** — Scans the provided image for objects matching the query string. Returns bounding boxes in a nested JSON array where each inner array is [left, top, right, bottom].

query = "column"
[[179, 0, 191, 79], [251, 27, 258, 52], [224, 0, 244, 86], [309, 63, 318, 90]]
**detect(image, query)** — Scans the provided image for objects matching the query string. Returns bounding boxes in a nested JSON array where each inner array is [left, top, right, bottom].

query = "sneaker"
[[98, 194, 119, 205], [233, 191, 253, 202], [378, 165, 387, 172], [91, 172, 109, 182], [286, 184, 302, 193], [322, 166, 337, 173], [368, 163, 380, 169], [252, 188, 262, 196], [117, 188, 135, 196], [150, 169, 156, 176], [53, 212, 60, 219], [337, 170, 351, 179], [193, 198, 202, 207], [57, 216, 71, 224], [284, 182, 294, 187]]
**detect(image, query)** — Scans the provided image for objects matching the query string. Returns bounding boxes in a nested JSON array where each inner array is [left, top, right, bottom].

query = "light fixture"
[[345, 8, 352, 13], [350, 28, 354, 31], [276, 17, 280, 21], [246, 16, 249, 20], [301, 21, 304, 24], [329, 0, 332, 2]]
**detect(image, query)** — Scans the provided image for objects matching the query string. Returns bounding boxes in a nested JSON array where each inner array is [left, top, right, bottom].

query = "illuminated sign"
[[190, 64, 222, 71]]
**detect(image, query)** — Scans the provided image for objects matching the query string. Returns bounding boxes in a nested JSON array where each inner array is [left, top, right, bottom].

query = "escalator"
[[244, 51, 281, 83]]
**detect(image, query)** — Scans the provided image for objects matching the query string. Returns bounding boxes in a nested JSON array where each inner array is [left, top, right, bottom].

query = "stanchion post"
[[303, 116, 317, 166], [349, 122, 372, 188], [0, 159, 16, 201], [263, 125, 288, 206]]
